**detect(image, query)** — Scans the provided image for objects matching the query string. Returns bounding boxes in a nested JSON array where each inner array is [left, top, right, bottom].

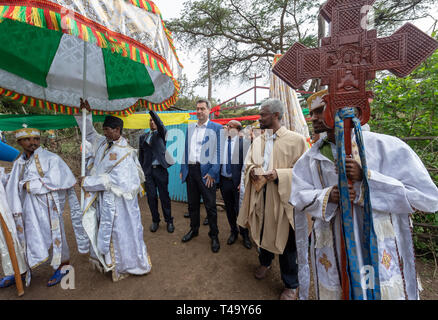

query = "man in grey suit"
[[139, 110, 175, 233]]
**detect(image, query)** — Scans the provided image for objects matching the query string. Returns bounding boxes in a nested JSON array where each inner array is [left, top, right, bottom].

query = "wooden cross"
[[272, 0, 438, 128], [273, 0, 438, 300]]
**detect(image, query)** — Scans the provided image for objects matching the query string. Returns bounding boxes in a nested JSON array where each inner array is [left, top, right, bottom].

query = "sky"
[[153, 0, 438, 106], [153, 0, 270, 105]]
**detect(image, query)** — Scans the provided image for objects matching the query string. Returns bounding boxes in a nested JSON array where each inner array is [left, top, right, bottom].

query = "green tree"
[[0, 97, 55, 115], [369, 36, 438, 259], [168, 0, 437, 87], [369, 41, 438, 183]]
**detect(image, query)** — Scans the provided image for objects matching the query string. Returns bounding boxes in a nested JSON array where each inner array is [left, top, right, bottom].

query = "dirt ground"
[[0, 160, 437, 300]]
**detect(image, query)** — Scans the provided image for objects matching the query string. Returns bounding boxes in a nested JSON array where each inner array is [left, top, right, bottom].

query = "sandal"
[[0, 275, 15, 288], [0, 274, 26, 288], [47, 268, 69, 287]]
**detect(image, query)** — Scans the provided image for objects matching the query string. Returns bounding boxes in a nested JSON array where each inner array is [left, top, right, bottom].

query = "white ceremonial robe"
[[0, 168, 27, 278], [290, 131, 438, 300], [0, 167, 9, 186], [6, 147, 86, 272], [76, 114, 151, 281]]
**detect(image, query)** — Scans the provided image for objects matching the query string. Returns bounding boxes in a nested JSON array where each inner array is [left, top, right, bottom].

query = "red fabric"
[[211, 115, 260, 125]]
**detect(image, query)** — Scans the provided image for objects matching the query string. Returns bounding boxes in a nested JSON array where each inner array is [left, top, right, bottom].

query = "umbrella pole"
[[81, 40, 87, 210], [80, 108, 86, 210]]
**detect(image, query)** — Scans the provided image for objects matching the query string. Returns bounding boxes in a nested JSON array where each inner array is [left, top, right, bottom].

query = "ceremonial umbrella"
[[269, 54, 310, 139], [0, 0, 182, 295]]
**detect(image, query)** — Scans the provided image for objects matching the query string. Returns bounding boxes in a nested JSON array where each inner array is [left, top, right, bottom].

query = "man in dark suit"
[[180, 99, 222, 253], [220, 120, 252, 249], [139, 110, 175, 233]]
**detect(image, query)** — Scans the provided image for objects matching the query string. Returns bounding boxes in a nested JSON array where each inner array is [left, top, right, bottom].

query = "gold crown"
[[15, 128, 40, 140], [307, 89, 328, 111]]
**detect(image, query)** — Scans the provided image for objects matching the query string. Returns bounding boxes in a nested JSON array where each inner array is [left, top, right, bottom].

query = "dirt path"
[[0, 194, 291, 300]]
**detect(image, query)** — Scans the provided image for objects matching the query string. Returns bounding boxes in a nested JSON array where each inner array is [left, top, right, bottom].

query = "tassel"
[[30, 8, 42, 27], [96, 32, 108, 48], [12, 6, 23, 21], [50, 11, 60, 31], [81, 24, 89, 42]]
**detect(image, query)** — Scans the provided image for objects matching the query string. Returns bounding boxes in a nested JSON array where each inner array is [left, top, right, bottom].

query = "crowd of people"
[[0, 91, 437, 300]]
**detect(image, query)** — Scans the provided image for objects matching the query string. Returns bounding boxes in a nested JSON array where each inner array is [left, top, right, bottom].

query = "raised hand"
[[80, 98, 91, 111]]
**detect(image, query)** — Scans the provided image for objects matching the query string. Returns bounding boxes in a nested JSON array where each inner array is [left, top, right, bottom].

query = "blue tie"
[[226, 137, 232, 176]]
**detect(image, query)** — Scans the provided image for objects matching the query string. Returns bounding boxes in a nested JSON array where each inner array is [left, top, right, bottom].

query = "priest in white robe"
[[4, 128, 86, 287], [290, 90, 438, 300], [0, 167, 28, 288], [76, 99, 151, 282]]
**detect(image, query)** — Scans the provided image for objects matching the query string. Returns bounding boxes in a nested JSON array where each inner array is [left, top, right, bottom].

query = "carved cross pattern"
[[381, 250, 392, 270], [319, 253, 333, 272], [272, 0, 438, 128]]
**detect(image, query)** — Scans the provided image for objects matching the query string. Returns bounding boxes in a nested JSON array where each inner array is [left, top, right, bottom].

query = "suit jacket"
[[220, 136, 250, 188], [139, 110, 174, 176], [180, 120, 222, 184]]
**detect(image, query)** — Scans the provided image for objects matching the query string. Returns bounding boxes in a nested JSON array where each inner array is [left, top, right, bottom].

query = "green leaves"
[[168, 0, 437, 87], [370, 45, 438, 256], [168, 0, 321, 85]]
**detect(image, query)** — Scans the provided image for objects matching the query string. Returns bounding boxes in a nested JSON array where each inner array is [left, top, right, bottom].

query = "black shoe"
[[150, 222, 159, 232], [242, 235, 252, 249], [227, 233, 238, 245], [203, 217, 209, 225], [182, 229, 198, 242], [167, 222, 175, 233], [184, 212, 190, 218], [211, 237, 220, 253]]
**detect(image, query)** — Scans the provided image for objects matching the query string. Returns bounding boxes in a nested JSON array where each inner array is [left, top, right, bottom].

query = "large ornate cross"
[[273, 0, 438, 128], [273, 0, 438, 300]]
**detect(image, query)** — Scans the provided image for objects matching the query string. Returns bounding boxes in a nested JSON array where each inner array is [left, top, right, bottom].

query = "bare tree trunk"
[[207, 48, 212, 102], [207, 48, 214, 119]]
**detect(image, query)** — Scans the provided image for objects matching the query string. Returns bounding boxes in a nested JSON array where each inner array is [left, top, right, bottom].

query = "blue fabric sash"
[[334, 108, 381, 300]]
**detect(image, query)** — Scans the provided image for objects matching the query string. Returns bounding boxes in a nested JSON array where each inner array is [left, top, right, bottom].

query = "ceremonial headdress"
[[15, 128, 40, 140], [307, 89, 328, 111], [103, 116, 124, 130]]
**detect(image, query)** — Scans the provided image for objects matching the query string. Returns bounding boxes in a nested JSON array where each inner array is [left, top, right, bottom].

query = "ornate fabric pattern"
[[334, 107, 380, 300]]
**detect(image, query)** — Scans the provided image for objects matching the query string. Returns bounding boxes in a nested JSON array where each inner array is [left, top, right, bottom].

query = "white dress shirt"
[[262, 132, 277, 172], [189, 120, 209, 164], [221, 135, 238, 177]]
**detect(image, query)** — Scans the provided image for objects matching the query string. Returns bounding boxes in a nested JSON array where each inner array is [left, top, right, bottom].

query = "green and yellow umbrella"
[[0, 0, 182, 115], [0, 1, 183, 296]]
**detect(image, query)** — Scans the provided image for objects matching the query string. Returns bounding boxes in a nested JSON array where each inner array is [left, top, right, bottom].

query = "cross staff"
[[273, 0, 438, 128], [273, 0, 438, 300]]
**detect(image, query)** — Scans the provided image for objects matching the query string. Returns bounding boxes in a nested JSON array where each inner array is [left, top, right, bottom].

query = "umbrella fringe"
[[0, 3, 181, 83], [0, 1, 183, 114]]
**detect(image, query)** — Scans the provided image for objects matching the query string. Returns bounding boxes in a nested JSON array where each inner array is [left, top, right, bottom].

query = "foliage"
[[369, 34, 438, 259], [373, 0, 437, 35], [168, 0, 438, 87], [0, 97, 55, 115], [369, 39, 438, 183], [168, 0, 320, 86]]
